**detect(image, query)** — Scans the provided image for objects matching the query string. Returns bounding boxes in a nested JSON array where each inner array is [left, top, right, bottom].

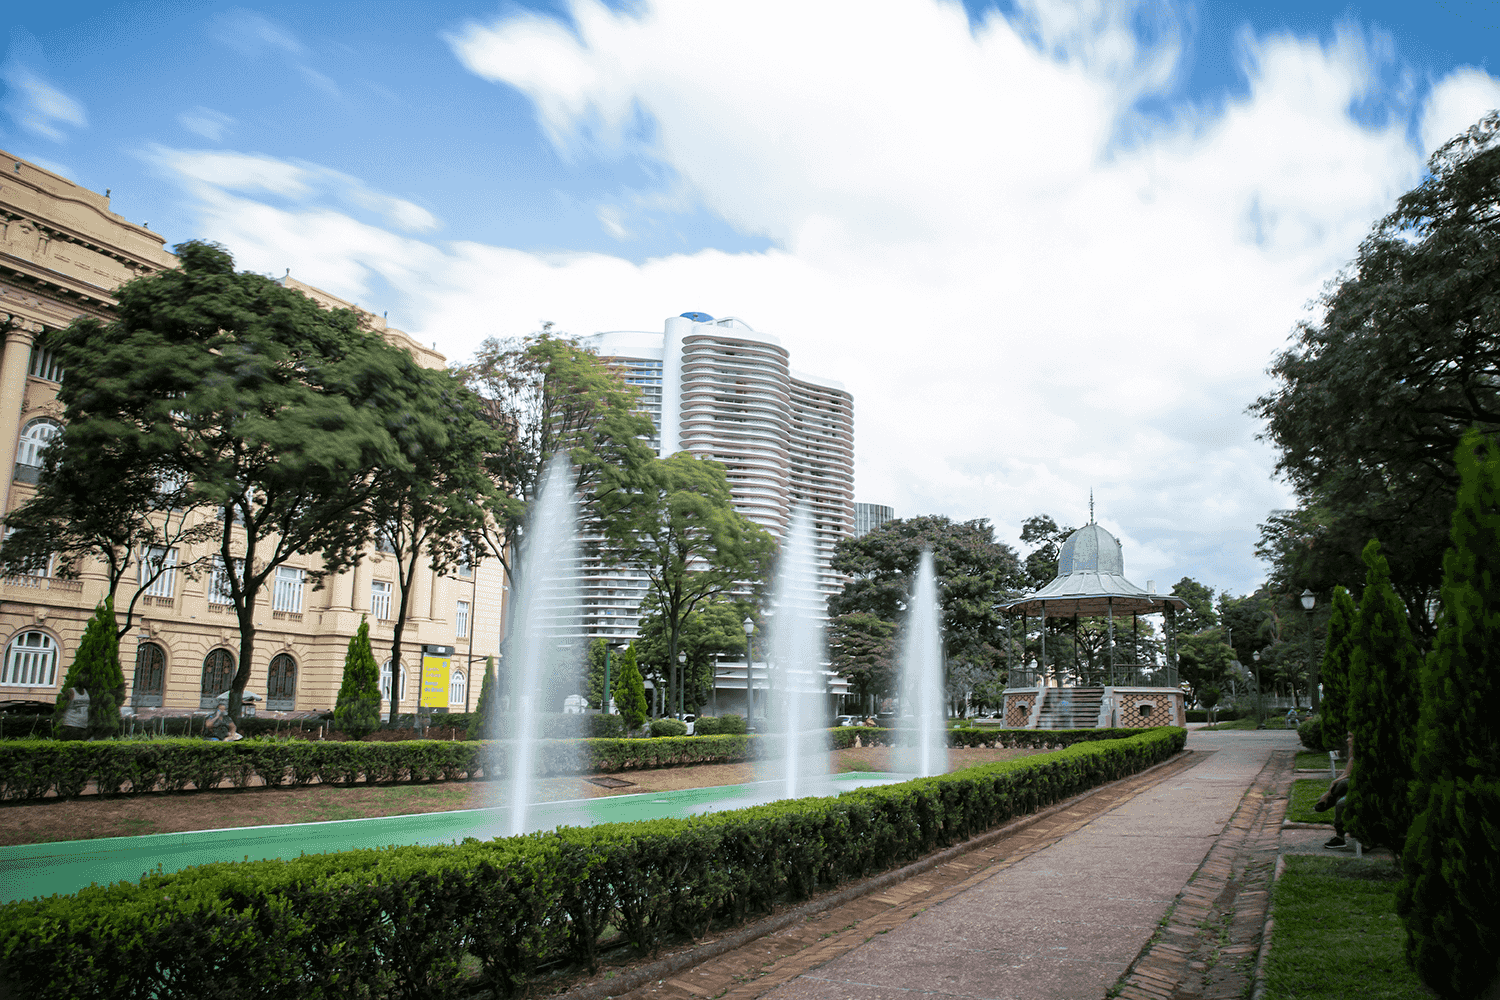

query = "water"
[[493, 455, 582, 836], [763, 506, 831, 799], [897, 548, 945, 778]]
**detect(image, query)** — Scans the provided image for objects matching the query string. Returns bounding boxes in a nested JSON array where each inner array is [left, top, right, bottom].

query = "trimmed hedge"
[[0, 727, 1184, 997], [1185, 709, 1243, 723]]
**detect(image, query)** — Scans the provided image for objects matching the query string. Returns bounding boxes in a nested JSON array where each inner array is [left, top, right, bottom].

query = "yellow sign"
[[419, 654, 451, 708]]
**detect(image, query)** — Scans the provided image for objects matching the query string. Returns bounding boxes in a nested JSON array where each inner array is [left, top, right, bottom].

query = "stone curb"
[[557, 749, 1194, 1000], [1251, 854, 1287, 1000]]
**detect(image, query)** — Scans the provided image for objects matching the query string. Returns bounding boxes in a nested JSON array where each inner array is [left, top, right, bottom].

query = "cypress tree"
[[1318, 585, 1357, 751], [333, 617, 381, 740], [52, 597, 125, 738], [1398, 429, 1500, 1000], [469, 655, 499, 740], [615, 643, 648, 730], [1345, 539, 1420, 853]]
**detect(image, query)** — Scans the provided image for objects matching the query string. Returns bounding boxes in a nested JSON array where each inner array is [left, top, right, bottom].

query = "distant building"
[[854, 503, 895, 537], [0, 151, 501, 718]]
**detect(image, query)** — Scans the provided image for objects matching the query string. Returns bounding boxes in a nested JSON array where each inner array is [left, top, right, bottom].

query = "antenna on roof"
[[1089, 490, 1094, 524]]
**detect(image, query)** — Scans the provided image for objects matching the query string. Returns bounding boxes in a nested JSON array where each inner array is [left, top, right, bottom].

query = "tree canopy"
[[1252, 112, 1500, 640]]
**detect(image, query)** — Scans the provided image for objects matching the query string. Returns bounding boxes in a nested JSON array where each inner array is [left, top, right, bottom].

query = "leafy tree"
[[2, 450, 217, 639], [1251, 112, 1500, 642], [1019, 514, 1075, 589], [613, 643, 649, 729], [634, 595, 751, 712], [1318, 585, 1357, 749], [460, 329, 656, 597], [334, 617, 382, 739], [1398, 429, 1500, 1000], [1176, 629, 1236, 707], [362, 365, 496, 679], [1346, 539, 1420, 853], [35, 242, 413, 719], [1171, 577, 1218, 635], [830, 515, 1022, 673], [600, 452, 774, 714], [827, 612, 898, 713], [470, 656, 499, 740], [53, 598, 125, 738]]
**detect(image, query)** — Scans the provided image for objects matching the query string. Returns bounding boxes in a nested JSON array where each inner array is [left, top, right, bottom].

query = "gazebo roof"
[[1001, 523, 1187, 618]]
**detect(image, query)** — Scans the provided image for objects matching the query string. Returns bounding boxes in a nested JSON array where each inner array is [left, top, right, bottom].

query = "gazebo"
[[1000, 521, 1188, 730]]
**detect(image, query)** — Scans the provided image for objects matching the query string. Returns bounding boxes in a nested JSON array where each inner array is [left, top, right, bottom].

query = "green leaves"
[[334, 618, 382, 740]]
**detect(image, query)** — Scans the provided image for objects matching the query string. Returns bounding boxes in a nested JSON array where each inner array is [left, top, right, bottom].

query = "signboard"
[[419, 645, 454, 709]]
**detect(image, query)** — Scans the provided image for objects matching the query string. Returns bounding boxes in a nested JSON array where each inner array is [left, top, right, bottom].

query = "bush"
[[693, 716, 721, 735], [1185, 709, 1242, 723], [0, 728, 1185, 997], [1297, 713, 1324, 751], [333, 618, 381, 740], [650, 718, 688, 738], [715, 714, 747, 735]]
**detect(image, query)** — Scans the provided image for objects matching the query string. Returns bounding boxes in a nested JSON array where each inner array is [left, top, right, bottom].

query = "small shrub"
[[715, 714, 747, 735], [650, 718, 688, 738], [693, 716, 721, 735], [1297, 713, 1324, 751]]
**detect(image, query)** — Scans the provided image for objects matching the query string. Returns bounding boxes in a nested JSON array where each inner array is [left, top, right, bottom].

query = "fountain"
[[493, 455, 582, 836], [763, 505, 831, 799], [896, 548, 945, 778]]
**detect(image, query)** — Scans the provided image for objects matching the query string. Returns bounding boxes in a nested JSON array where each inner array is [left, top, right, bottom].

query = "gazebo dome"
[[1057, 523, 1124, 577]]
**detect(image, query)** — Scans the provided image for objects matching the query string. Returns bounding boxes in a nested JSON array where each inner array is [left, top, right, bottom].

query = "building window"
[[2, 631, 57, 686], [449, 669, 466, 707], [200, 648, 235, 708], [139, 546, 178, 599], [380, 658, 405, 704], [132, 642, 166, 708], [27, 336, 64, 383], [2, 528, 50, 577], [16, 417, 61, 471], [208, 557, 241, 605], [371, 580, 392, 621], [267, 653, 297, 711], [376, 524, 396, 554], [456, 546, 473, 578], [272, 566, 304, 613], [455, 599, 470, 639]]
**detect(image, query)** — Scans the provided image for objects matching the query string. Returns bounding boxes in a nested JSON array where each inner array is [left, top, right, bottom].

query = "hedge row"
[[0, 727, 1185, 998], [0, 735, 757, 801], [828, 725, 1155, 750]]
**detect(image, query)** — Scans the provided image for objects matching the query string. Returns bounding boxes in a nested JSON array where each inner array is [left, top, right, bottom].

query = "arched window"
[[380, 658, 406, 705], [449, 669, 466, 707], [14, 418, 61, 483], [2, 631, 57, 687], [200, 648, 236, 709], [132, 642, 166, 707], [267, 653, 297, 711]]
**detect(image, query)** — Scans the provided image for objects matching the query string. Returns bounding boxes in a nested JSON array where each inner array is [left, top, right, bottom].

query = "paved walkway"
[[599, 729, 1301, 1000]]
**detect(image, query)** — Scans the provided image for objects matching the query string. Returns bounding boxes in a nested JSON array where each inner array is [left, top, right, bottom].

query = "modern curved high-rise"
[[579, 314, 855, 642]]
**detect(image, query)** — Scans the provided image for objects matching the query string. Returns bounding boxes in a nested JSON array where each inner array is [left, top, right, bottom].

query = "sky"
[[5, 0, 1500, 599]]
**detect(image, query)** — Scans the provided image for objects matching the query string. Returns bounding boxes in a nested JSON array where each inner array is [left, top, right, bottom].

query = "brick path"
[[571, 729, 1299, 1000]]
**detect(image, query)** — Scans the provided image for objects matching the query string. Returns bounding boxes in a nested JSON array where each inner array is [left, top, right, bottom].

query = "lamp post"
[[602, 642, 615, 715], [677, 650, 687, 718], [742, 616, 755, 729], [1301, 589, 1318, 713], [712, 653, 720, 717], [1252, 649, 1264, 729]]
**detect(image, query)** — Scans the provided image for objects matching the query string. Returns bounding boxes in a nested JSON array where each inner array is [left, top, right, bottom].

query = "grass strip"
[[1286, 778, 1338, 825], [1294, 751, 1340, 771], [1261, 856, 1431, 1000]]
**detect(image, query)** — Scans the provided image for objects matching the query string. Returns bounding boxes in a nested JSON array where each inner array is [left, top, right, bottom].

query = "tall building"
[[579, 314, 856, 644], [0, 152, 502, 718], [854, 503, 895, 537]]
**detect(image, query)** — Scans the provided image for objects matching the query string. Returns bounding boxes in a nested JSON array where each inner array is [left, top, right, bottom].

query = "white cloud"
[[211, 8, 306, 59], [179, 106, 236, 142], [159, 1, 1500, 595], [1420, 65, 1500, 157], [2, 31, 87, 142]]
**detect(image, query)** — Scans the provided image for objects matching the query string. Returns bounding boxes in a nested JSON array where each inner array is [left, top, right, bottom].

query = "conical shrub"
[[53, 598, 124, 738], [469, 656, 499, 740], [615, 643, 648, 730], [333, 617, 381, 740], [1318, 585, 1356, 750], [1397, 429, 1500, 1000]]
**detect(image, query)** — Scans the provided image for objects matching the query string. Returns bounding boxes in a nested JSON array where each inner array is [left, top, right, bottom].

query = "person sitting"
[[60, 686, 89, 740], [1315, 733, 1354, 849], [204, 703, 243, 742]]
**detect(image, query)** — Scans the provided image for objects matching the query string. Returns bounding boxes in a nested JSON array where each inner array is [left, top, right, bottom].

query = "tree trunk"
[[231, 603, 257, 722]]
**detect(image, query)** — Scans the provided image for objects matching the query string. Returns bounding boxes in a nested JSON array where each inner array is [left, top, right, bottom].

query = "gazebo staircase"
[[1035, 687, 1104, 729]]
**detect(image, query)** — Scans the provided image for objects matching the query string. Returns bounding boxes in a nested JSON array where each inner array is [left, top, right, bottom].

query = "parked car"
[[834, 715, 860, 727]]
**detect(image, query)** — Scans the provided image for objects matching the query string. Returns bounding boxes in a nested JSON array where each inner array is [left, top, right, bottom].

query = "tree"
[[1396, 430, 1500, 1000], [1318, 585, 1357, 749], [35, 242, 413, 719], [460, 329, 655, 597], [470, 656, 499, 740], [830, 515, 1023, 673], [600, 452, 774, 714], [1171, 577, 1218, 635], [334, 617, 381, 739], [1176, 629, 1236, 707], [1345, 539, 1420, 853], [1019, 514, 1075, 589], [634, 595, 752, 712], [613, 643, 649, 729], [827, 612, 898, 713], [53, 598, 125, 738], [362, 365, 496, 685], [1251, 112, 1500, 642]]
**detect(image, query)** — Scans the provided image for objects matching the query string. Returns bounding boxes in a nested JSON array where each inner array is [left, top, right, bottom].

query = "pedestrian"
[[204, 702, 242, 742]]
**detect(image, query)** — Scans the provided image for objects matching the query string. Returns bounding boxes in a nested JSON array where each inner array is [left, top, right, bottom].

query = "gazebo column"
[[1039, 600, 1046, 686], [1131, 614, 1138, 687], [1107, 597, 1115, 685]]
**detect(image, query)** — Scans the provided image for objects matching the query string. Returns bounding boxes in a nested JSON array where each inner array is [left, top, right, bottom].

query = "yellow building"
[[0, 151, 503, 720]]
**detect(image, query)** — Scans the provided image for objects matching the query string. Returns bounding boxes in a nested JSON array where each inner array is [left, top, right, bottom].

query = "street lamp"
[[677, 650, 687, 718], [1252, 649, 1264, 728], [1301, 589, 1317, 713], [742, 616, 755, 729]]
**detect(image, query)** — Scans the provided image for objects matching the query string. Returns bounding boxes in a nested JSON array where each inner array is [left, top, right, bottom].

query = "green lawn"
[[1296, 750, 1342, 772], [1202, 717, 1261, 731], [1262, 856, 1433, 1000], [1287, 777, 1338, 824]]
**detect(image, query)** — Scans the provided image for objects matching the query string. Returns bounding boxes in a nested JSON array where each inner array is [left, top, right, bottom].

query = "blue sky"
[[5, 0, 1500, 597]]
